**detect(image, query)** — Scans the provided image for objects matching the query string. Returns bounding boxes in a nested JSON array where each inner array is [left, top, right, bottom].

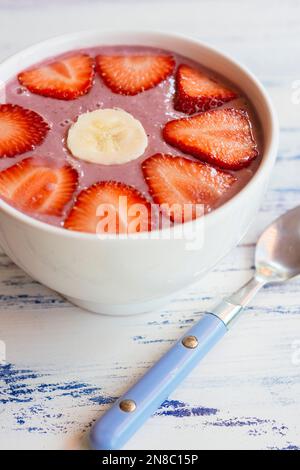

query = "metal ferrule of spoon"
[[90, 206, 300, 450]]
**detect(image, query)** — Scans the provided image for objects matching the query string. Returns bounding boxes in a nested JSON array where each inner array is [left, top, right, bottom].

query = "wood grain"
[[0, 0, 299, 450]]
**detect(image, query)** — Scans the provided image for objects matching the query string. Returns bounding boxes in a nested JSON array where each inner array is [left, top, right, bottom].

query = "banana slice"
[[67, 108, 148, 165]]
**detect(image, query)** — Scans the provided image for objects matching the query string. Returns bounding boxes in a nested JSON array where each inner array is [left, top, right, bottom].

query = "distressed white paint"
[[0, 0, 299, 450]]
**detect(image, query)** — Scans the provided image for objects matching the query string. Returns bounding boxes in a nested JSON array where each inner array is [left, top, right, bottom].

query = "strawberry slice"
[[0, 157, 78, 216], [142, 154, 236, 223], [18, 54, 94, 100], [0, 104, 49, 158], [174, 64, 237, 114], [163, 108, 258, 170], [96, 54, 175, 95], [64, 181, 152, 234]]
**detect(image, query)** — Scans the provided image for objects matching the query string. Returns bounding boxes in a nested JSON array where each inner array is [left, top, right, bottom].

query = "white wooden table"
[[0, 0, 300, 450]]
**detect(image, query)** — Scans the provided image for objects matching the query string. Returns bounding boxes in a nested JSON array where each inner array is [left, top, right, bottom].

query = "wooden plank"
[[0, 0, 299, 450]]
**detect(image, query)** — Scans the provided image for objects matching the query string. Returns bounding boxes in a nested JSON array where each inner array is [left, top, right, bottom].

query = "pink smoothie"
[[4, 45, 263, 228]]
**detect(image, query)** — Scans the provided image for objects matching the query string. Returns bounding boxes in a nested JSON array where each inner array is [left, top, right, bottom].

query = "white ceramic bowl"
[[0, 30, 278, 315]]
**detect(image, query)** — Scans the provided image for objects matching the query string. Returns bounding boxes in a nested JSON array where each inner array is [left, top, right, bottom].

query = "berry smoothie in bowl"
[[0, 31, 278, 315]]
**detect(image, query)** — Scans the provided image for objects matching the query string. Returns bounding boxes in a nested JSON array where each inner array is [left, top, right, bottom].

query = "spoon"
[[90, 205, 300, 450]]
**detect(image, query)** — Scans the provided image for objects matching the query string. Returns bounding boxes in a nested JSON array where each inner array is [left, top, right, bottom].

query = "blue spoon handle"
[[90, 312, 227, 450]]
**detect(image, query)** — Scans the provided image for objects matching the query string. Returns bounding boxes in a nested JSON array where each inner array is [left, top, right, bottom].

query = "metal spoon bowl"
[[256, 205, 300, 282]]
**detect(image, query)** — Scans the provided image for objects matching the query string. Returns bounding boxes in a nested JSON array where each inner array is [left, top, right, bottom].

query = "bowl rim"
[[0, 29, 279, 240]]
